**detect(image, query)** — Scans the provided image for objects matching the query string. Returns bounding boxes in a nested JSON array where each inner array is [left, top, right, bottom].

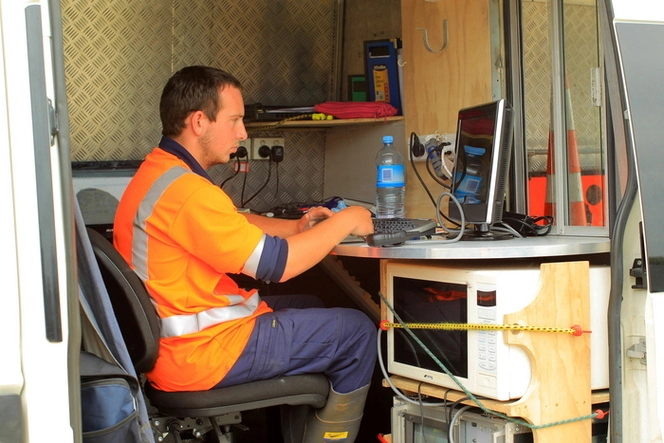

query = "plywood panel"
[[401, 0, 493, 218]]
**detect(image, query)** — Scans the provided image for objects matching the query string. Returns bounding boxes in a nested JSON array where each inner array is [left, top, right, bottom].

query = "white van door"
[[606, 0, 664, 441], [0, 0, 79, 441]]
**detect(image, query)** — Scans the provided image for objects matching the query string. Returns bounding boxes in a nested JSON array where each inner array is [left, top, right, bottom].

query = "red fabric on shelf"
[[314, 101, 398, 119]]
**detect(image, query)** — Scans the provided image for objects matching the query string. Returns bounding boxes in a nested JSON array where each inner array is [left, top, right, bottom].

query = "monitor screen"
[[449, 99, 514, 240]]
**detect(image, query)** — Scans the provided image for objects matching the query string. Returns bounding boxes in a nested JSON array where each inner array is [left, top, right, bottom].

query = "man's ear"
[[186, 110, 206, 136]]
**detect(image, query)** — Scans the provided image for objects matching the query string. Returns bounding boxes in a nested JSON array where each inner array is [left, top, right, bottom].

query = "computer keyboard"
[[367, 218, 437, 247]]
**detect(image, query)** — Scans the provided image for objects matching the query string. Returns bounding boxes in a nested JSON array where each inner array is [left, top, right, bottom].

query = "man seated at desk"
[[113, 65, 377, 442]]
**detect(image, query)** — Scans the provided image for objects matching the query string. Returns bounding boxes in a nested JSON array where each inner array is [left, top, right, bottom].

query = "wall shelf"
[[245, 116, 404, 130]]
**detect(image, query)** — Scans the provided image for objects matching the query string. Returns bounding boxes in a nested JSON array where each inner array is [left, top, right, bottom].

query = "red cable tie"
[[571, 324, 592, 336]]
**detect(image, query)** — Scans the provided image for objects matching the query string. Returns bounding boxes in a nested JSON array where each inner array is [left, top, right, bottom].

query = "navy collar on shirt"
[[158, 136, 213, 182]]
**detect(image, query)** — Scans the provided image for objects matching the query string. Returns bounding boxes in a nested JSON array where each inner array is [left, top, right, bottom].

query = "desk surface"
[[332, 235, 610, 260]]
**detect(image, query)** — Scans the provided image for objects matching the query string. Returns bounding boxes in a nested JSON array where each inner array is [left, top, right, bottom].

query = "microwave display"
[[392, 276, 469, 379]]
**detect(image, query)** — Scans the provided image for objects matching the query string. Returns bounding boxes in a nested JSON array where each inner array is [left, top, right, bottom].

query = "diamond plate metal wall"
[[62, 0, 172, 161], [62, 0, 339, 210], [171, 0, 337, 107]]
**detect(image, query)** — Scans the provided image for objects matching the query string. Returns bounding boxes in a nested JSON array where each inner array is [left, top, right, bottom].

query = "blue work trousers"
[[215, 294, 377, 394]]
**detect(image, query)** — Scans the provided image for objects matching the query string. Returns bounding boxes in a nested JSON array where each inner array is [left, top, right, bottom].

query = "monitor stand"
[[454, 223, 513, 241]]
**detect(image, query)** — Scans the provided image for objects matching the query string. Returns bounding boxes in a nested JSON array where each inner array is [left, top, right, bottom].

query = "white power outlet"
[[441, 132, 456, 149], [237, 138, 252, 159], [252, 137, 284, 161]]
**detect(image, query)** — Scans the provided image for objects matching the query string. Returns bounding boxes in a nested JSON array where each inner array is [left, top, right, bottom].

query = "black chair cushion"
[[145, 373, 330, 417]]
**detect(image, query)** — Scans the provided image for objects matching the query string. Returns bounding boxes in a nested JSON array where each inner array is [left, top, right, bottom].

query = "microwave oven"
[[384, 260, 610, 401]]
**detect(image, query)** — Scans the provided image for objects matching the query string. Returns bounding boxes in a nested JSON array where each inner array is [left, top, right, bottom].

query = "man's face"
[[198, 86, 247, 168]]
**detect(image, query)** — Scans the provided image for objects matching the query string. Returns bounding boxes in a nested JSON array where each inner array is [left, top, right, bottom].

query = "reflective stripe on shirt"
[[132, 166, 188, 281], [159, 291, 261, 338]]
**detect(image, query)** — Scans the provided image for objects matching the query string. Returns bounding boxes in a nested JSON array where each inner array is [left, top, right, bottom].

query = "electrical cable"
[[273, 162, 280, 200], [491, 223, 523, 238], [219, 156, 242, 189], [416, 382, 429, 443], [423, 138, 452, 188], [376, 328, 449, 408], [448, 405, 473, 443], [434, 191, 465, 242], [440, 144, 455, 179], [408, 132, 457, 226], [426, 158, 450, 187], [239, 166, 249, 207], [500, 213, 554, 236], [447, 396, 470, 425], [409, 133, 443, 209], [242, 159, 272, 207]]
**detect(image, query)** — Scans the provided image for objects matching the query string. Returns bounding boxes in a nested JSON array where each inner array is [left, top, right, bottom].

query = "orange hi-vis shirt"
[[113, 147, 274, 391]]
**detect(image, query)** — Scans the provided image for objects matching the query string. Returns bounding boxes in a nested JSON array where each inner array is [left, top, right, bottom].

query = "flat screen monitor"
[[448, 99, 514, 240]]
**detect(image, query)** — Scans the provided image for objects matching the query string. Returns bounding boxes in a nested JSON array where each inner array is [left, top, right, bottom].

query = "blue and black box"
[[364, 38, 402, 115]]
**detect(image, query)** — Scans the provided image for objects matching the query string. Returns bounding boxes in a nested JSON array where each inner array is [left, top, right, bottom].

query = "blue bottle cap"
[[383, 135, 393, 144]]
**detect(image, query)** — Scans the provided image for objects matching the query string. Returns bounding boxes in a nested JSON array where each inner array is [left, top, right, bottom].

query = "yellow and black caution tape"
[[379, 320, 590, 336]]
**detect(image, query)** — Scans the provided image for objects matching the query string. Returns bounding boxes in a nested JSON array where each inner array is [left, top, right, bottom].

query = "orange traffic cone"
[[544, 96, 556, 220], [543, 77, 588, 226], [564, 75, 587, 226]]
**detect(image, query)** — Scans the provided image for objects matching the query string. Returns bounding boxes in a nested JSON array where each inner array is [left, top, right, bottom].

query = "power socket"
[[412, 134, 440, 162], [252, 137, 284, 161], [412, 133, 456, 162], [236, 138, 252, 159]]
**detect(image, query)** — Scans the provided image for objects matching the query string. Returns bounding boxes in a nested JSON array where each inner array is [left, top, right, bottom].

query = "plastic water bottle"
[[375, 135, 405, 219]]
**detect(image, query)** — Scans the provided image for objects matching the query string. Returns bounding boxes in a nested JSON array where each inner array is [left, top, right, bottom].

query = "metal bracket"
[[48, 99, 59, 145], [626, 337, 647, 365], [629, 258, 647, 290]]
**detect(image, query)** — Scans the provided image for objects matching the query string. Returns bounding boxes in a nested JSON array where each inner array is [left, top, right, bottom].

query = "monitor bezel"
[[448, 99, 514, 236]]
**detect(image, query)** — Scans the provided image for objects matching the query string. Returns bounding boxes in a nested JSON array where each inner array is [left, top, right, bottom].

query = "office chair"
[[86, 227, 330, 443]]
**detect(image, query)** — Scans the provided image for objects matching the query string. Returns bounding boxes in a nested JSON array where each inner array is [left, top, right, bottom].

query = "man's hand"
[[298, 206, 334, 232], [343, 206, 374, 237]]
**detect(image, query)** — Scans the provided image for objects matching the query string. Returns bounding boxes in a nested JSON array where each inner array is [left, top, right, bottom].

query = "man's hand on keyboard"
[[299, 206, 334, 232]]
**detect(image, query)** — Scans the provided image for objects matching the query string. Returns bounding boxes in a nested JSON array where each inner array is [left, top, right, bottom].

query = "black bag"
[[80, 352, 141, 443]]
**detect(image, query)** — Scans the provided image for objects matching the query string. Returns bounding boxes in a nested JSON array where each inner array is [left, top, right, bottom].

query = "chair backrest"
[[87, 228, 161, 374]]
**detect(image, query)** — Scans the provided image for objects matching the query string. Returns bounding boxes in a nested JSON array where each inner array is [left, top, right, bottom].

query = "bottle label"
[[376, 164, 405, 187]]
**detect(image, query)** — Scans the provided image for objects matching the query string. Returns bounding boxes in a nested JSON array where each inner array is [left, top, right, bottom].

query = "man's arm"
[[242, 206, 373, 282], [241, 206, 334, 238], [242, 212, 298, 237], [280, 206, 373, 281]]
